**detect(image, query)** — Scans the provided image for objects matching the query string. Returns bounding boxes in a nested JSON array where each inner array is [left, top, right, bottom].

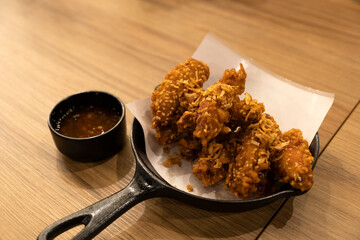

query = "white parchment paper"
[[127, 34, 334, 200]]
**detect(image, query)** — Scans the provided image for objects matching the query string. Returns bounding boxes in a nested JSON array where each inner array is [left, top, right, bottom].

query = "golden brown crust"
[[192, 141, 230, 187], [219, 63, 247, 95], [151, 58, 209, 145], [193, 65, 246, 147], [177, 110, 197, 134], [177, 134, 201, 162], [163, 153, 182, 167], [272, 129, 314, 191], [226, 114, 281, 198], [193, 99, 231, 146], [230, 93, 265, 128]]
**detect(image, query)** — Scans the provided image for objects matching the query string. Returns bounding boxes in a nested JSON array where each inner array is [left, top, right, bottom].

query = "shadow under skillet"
[[270, 197, 295, 230], [56, 137, 134, 190], [258, 152, 335, 238], [112, 197, 288, 239], [256, 134, 338, 239]]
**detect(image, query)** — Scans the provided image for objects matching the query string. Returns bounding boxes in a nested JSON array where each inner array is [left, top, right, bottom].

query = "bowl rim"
[[48, 90, 126, 141]]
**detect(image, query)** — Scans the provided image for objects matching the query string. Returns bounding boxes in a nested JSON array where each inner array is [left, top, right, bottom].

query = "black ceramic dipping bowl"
[[48, 91, 126, 161]]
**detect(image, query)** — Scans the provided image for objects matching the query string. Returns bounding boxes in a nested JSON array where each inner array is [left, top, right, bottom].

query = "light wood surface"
[[259, 104, 360, 240], [0, 0, 359, 239]]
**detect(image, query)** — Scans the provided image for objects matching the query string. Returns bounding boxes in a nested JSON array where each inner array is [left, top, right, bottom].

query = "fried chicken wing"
[[193, 65, 247, 146], [192, 141, 230, 187], [226, 114, 282, 198], [151, 58, 209, 145], [177, 110, 197, 134], [230, 93, 265, 129], [177, 134, 201, 161], [219, 63, 247, 95], [272, 129, 314, 191], [193, 99, 231, 146]]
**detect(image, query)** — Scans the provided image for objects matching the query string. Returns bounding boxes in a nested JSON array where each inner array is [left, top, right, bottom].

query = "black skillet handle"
[[37, 167, 166, 240]]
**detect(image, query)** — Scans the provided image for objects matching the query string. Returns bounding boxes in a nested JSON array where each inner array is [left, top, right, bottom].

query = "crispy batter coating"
[[225, 133, 245, 159], [219, 63, 247, 95], [177, 110, 197, 134], [163, 153, 182, 167], [177, 134, 201, 161], [192, 141, 230, 187], [151, 58, 209, 145], [272, 129, 314, 191], [226, 114, 282, 198], [194, 99, 231, 146], [230, 93, 265, 129], [193, 65, 246, 146]]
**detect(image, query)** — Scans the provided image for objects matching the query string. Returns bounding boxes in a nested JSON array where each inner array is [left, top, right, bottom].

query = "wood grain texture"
[[0, 0, 359, 239], [259, 104, 360, 240]]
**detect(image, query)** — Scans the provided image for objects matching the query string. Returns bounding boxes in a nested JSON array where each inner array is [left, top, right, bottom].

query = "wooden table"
[[0, 0, 359, 239]]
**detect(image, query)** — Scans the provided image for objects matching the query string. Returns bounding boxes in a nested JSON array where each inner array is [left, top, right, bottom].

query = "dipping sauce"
[[57, 106, 120, 138]]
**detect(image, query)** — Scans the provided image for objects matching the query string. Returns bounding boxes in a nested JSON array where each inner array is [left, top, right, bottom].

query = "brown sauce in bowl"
[[57, 106, 120, 138]]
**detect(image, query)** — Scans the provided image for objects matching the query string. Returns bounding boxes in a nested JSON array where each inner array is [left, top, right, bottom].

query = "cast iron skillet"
[[38, 118, 319, 240]]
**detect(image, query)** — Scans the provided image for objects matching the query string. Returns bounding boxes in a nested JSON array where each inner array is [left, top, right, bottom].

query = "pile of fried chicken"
[[151, 58, 314, 199]]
